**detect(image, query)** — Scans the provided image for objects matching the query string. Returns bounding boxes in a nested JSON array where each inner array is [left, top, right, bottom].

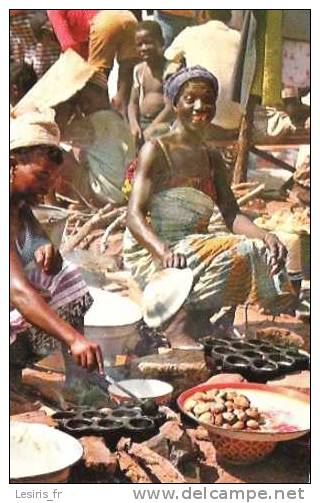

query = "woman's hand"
[[263, 233, 288, 275], [161, 249, 187, 269], [69, 336, 104, 374], [34, 244, 63, 275]]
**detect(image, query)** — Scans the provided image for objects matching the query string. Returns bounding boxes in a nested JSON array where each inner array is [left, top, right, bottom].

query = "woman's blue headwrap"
[[164, 65, 219, 106]]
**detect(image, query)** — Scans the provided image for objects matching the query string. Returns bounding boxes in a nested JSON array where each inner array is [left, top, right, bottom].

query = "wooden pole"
[[233, 96, 256, 184]]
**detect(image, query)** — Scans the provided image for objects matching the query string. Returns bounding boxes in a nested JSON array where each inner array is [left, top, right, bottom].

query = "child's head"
[[10, 61, 37, 106], [135, 21, 164, 62]]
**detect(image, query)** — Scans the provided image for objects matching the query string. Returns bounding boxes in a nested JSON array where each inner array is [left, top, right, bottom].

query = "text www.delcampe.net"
[[131, 487, 305, 502]]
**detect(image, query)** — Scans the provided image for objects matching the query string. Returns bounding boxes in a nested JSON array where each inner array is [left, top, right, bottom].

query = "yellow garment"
[[88, 10, 138, 72], [251, 10, 283, 107]]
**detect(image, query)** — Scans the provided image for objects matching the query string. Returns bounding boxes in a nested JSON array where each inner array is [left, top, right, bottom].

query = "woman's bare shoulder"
[[136, 139, 162, 172]]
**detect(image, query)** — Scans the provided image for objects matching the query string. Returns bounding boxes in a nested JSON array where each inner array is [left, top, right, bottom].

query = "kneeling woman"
[[10, 109, 104, 380], [124, 66, 293, 347]]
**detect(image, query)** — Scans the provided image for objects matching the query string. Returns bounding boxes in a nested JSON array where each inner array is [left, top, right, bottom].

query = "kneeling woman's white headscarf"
[[10, 107, 61, 151]]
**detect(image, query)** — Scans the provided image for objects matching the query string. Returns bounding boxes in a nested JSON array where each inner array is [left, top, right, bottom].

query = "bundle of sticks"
[[62, 204, 127, 254]]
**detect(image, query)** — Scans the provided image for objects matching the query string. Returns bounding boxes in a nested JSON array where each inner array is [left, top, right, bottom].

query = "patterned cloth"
[[282, 40, 310, 89], [164, 65, 219, 106], [123, 186, 293, 314], [10, 261, 93, 348]]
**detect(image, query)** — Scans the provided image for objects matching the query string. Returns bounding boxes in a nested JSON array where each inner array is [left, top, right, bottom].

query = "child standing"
[[128, 21, 173, 147]]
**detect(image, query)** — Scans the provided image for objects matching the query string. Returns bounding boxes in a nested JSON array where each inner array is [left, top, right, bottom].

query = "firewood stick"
[[100, 211, 126, 253], [79, 229, 105, 250], [62, 181, 97, 211], [80, 436, 117, 474], [236, 183, 265, 205], [210, 183, 265, 224], [70, 220, 80, 236], [232, 181, 259, 190], [61, 205, 124, 253], [56, 193, 79, 205], [67, 212, 94, 223]]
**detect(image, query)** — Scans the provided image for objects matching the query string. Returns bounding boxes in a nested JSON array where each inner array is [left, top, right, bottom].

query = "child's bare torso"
[[137, 61, 166, 118]]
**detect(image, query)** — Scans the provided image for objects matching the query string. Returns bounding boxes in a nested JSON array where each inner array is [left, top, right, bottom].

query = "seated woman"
[[124, 66, 293, 348], [10, 108, 104, 382]]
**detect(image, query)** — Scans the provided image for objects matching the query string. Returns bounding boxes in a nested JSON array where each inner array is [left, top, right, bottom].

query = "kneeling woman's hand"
[[162, 249, 187, 269], [263, 233, 288, 276], [70, 336, 104, 374], [34, 244, 63, 275]]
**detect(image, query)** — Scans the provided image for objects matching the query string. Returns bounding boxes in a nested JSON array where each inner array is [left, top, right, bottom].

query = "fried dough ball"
[[192, 392, 207, 400], [233, 395, 251, 409], [214, 413, 224, 427], [194, 402, 211, 416], [247, 419, 260, 430], [198, 412, 212, 424], [222, 412, 237, 424], [232, 421, 246, 430], [246, 407, 260, 419], [211, 402, 226, 414], [225, 400, 235, 412], [226, 391, 238, 400], [204, 389, 219, 401], [234, 409, 247, 422], [184, 398, 198, 412]]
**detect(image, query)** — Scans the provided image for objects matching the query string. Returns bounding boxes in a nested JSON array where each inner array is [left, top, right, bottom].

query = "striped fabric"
[[10, 260, 92, 344], [123, 187, 294, 315]]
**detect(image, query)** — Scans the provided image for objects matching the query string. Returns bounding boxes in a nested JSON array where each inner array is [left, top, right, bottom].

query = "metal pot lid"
[[142, 268, 194, 328], [31, 204, 69, 221]]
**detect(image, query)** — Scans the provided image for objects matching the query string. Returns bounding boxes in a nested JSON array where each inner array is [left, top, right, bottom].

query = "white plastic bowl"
[[108, 379, 173, 405], [10, 421, 83, 483]]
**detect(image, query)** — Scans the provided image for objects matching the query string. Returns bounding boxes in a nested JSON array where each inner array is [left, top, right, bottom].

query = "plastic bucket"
[[84, 287, 142, 366]]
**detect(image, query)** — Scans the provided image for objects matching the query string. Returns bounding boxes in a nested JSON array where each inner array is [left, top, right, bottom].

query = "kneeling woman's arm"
[[212, 151, 287, 275], [10, 246, 104, 373]]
